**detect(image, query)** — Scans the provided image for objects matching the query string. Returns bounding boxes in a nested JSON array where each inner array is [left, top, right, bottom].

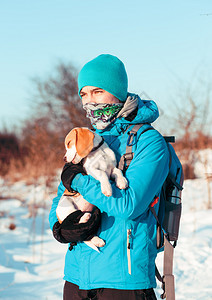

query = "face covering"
[[83, 102, 124, 130]]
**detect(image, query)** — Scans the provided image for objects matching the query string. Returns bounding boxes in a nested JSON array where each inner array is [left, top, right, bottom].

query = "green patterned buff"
[[83, 102, 124, 130]]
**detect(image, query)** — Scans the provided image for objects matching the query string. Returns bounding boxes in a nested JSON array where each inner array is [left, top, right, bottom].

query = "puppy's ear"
[[65, 129, 77, 148], [75, 128, 94, 158]]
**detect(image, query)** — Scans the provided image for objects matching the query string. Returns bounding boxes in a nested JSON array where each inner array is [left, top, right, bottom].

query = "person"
[[49, 54, 169, 300]]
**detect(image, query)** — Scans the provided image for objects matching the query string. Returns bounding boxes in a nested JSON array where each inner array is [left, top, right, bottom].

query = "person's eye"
[[95, 90, 103, 94]]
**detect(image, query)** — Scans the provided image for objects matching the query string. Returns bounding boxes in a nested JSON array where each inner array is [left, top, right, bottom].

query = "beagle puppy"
[[56, 127, 128, 251], [64, 127, 128, 196]]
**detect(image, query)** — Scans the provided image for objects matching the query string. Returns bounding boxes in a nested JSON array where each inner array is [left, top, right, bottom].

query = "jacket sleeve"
[[71, 129, 169, 220], [49, 181, 65, 230]]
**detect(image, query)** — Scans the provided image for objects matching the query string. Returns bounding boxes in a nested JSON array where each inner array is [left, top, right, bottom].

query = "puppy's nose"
[[63, 156, 67, 162]]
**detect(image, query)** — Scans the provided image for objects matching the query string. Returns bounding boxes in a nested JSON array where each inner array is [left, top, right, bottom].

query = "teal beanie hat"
[[78, 54, 128, 102]]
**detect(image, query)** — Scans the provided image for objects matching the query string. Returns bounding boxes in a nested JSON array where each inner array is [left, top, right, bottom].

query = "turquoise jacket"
[[49, 96, 169, 290]]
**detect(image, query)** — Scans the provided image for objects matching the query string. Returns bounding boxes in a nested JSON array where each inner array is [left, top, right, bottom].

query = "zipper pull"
[[127, 228, 132, 275], [127, 229, 132, 249]]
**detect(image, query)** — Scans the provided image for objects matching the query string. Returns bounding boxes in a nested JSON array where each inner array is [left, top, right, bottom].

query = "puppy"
[[56, 127, 128, 251], [64, 127, 128, 196]]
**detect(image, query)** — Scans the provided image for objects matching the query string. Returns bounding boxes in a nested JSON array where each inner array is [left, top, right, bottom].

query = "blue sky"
[[0, 0, 212, 130]]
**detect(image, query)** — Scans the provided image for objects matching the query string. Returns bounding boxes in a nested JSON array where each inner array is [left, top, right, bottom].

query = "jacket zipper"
[[127, 228, 132, 275]]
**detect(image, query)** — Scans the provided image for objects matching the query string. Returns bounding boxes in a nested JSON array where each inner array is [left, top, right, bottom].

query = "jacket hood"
[[95, 93, 159, 135]]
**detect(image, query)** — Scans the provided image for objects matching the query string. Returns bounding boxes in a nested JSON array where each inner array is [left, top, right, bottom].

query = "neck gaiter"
[[83, 102, 124, 130]]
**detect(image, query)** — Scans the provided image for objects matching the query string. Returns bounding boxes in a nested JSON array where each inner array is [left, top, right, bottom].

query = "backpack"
[[118, 124, 184, 300]]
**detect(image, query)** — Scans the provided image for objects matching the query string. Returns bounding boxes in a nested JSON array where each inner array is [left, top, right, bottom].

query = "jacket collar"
[[94, 93, 159, 136]]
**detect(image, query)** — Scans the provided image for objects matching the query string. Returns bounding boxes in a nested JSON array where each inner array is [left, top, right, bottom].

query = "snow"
[[0, 178, 65, 299], [0, 177, 212, 299]]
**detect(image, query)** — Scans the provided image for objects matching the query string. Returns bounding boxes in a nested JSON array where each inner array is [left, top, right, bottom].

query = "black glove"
[[61, 162, 86, 193], [52, 207, 102, 248]]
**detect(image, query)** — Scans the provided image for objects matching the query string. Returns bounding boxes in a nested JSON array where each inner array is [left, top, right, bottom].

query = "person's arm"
[[49, 181, 65, 230], [71, 129, 169, 220]]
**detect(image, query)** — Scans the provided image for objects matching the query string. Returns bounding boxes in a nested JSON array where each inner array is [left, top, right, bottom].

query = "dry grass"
[[0, 124, 64, 184]]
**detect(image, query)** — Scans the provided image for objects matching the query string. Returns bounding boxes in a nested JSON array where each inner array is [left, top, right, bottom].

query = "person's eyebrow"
[[80, 88, 103, 95], [92, 88, 103, 92]]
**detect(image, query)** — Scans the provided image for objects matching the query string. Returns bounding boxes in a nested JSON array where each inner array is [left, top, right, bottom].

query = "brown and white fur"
[[56, 127, 128, 251]]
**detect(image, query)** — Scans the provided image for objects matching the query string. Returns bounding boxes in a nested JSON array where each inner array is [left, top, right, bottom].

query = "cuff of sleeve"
[[71, 173, 87, 192]]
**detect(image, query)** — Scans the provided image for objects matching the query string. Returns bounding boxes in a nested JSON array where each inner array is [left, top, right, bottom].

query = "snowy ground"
[[0, 177, 212, 300]]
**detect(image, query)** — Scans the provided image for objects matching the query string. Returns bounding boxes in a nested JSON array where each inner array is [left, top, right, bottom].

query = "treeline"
[[0, 62, 90, 183]]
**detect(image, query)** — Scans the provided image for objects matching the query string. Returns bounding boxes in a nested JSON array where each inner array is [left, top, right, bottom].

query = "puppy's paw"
[[102, 190, 112, 197], [101, 184, 112, 197], [116, 177, 128, 190], [91, 236, 105, 247], [79, 212, 91, 223]]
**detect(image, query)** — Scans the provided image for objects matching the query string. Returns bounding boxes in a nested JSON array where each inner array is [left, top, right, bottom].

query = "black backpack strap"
[[118, 124, 154, 172], [164, 136, 175, 143], [168, 173, 183, 191]]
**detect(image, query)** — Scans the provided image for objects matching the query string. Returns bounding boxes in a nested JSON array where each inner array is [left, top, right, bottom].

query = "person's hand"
[[52, 208, 102, 245], [61, 162, 86, 193]]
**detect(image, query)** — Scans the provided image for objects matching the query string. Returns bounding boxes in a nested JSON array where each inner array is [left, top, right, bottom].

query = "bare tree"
[[3, 61, 92, 182], [29, 61, 90, 136], [171, 81, 211, 141], [169, 75, 212, 207]]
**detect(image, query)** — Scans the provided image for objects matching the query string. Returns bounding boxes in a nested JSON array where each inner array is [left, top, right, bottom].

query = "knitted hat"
[[78, 54, 128, 102]]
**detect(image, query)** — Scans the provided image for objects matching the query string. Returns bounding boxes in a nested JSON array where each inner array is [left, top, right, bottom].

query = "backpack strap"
[[154, 238, 175, 300], [155, 236, 175, 300], [118, 124, 154, 172], [164, 136, 175, 143], [163, 236, 175, 300], [150, 199, 176, 300], [168, 173, 183, 191]]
